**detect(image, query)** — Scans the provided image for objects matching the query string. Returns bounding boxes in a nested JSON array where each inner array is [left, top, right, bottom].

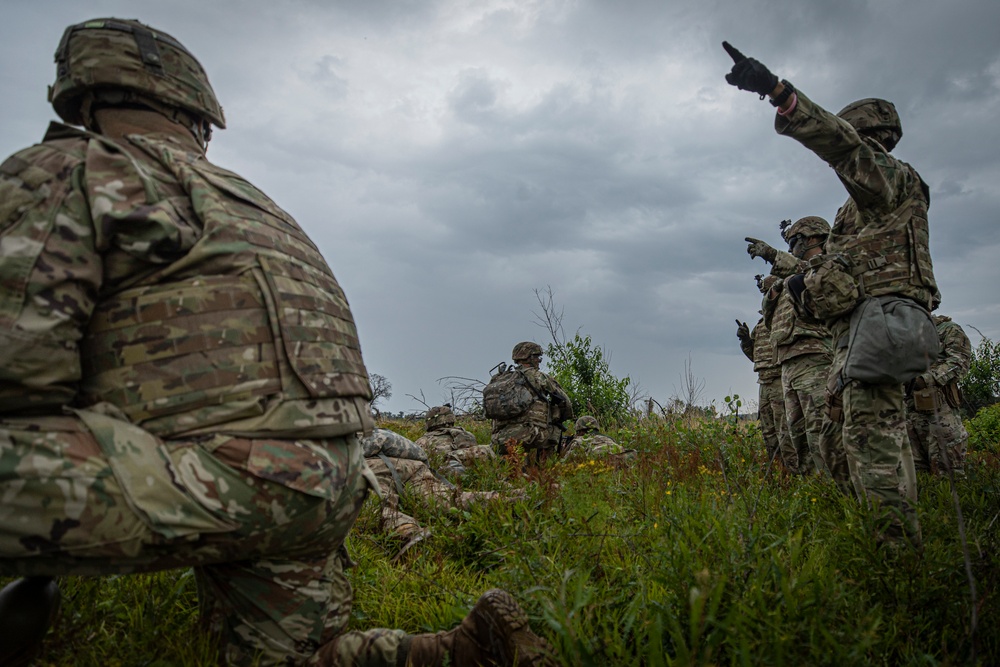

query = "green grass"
[[6, 414, 999, 666]]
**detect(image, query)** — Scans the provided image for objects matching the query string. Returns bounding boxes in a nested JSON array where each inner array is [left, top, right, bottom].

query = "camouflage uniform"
[[905, 316, 971, 475], [490, 344, 573, 462], [414, 406, 494, 470], [361, 429, 498, 540], [0, 19, 404, 667], [741, 317, 794, 470], [776, 91, 938, 542], [563, 416, 630, 459], [764, 248, 845, 481]]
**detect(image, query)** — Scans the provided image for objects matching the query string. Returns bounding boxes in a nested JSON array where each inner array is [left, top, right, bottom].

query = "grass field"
[[8, 412, 999, 666]]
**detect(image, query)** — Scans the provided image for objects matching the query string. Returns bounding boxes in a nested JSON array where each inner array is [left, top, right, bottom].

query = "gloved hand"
[[746, 237, 778, 263], [760, 275, 780, 294], [723, 41, 778, 97], [735, 319, 750, 343]]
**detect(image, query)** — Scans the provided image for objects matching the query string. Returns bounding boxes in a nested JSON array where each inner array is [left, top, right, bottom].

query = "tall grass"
[[7, 412, 998, 665]]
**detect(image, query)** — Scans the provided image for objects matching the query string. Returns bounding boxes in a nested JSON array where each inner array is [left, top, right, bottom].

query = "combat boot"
[[0, 576, 61, 667], [399, 588, 555, 666]]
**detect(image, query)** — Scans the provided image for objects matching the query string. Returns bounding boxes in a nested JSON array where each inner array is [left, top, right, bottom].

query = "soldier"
[[737, 277, 796, 471], [414, 405, 495, 474], [0, 18, 553, 667], [361, 429, 499, 544], [749, 217, 849, 487], [562, 415, 631, 459], [488, 342, 573, 464], [905, 315, 972, 476], [725, 42, 940, 544]]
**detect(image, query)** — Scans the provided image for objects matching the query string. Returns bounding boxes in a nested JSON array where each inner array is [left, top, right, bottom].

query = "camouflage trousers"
[[364, 456, 498, 537], [905, 390, 969, 475], [0, 410, 407, 666], [758, 373, 795, 471], [491, 421, 559, 463], [782, 353, 834, 476], [829, 338, 921, 543]]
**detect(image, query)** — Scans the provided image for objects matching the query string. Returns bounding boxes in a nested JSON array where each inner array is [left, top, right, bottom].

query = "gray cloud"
[[2, 0, 998, 415]]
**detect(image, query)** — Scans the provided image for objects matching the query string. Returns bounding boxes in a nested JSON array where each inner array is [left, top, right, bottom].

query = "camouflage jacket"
[[0, 122, 372, 438], [775, 91, 938, 312], [749, 318, 782, 383], [927, 316, 972, 387], [415, 426, 479, 453], [763, 256, 831, 365], [494, 365, 574, 428]]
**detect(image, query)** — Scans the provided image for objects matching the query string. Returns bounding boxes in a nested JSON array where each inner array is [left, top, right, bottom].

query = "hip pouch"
[[911, 387, 939, 413], [842, 295, 939, 385]]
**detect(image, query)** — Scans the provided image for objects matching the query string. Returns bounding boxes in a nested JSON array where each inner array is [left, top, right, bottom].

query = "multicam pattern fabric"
[[781, 353, 833, 476], [0, 116, 396, 664], [49, 18, 226, 128], [776, 91, 937, 310], [362, 429, 499, 539], [744, 318, 792, 468], [415, 427, 495, 468], [490, 366, 572, 456], [905, 316, 971, 474], [776, 89, 930, 543], [0, 415, 407, 665], [563, 433, 626, 459], [760, 377, 795, 471]]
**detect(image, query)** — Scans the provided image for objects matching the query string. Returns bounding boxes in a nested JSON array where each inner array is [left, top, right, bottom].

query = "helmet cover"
[[49, 18, 225, 128]]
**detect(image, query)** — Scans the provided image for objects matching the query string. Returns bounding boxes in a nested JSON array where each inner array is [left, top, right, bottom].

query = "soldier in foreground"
[[0, 18, 553, 666], [905, 315, 972, 476], [737, 277, 796, 471], [415, 404, 495, 474], [725, 41, 940, 544], [486, 342, 573, 464]]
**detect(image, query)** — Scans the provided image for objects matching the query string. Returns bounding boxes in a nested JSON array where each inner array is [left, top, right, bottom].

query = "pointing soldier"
[[725, 41, 940, 544]]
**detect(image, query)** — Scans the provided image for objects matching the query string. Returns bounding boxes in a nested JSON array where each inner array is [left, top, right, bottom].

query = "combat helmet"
[[837, 98, 901, 150], [575, 415, 600, 434], [49, 18, 226, 131], [782, 215, 830, 258], [512, 341, 543, 362], [426, 405, 456, 431]]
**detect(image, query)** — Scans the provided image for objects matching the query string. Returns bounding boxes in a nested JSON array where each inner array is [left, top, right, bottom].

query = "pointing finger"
[[722, 41, 746, 63]]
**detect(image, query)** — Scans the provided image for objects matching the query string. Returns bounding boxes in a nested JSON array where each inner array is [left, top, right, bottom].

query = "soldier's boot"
[[0, 576, 61, 667], [399, 588, 555, 666]]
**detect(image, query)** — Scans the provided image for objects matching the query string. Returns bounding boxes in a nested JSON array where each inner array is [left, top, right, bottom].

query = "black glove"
[[745, 237, 778, 263], [723, 41, 778, 97], [735, 319, 750, 342]]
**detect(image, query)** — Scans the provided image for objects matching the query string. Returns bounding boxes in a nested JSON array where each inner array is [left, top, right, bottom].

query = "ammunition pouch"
[[911, 386, 939, 414], [802, 254, 861, 320], [943, 382, 963, 410]]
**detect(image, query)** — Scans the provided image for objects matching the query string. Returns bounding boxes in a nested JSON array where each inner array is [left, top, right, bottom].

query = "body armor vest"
[[750, 320, 781, 382], [79, 132, 371, 437], [768, 289, 830, 364], [827, 172, 936, 310]]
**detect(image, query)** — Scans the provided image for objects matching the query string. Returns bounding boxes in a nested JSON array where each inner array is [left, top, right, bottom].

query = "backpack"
[[482, 364, 536, 420]]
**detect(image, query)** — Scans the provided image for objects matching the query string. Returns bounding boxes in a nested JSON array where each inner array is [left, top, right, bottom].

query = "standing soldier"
[[737, 277, 795, 471], [905, 315, 972, 476], [748, 217, 848, 487], [725, 42, 940, 544], [487, 342, 573, 464], [0, 18, 553, 666]]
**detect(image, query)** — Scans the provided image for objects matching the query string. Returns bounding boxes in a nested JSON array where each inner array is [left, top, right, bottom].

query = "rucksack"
[[482, 364, 536, 420]]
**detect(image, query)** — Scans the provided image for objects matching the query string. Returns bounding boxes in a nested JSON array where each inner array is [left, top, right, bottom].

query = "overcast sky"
[[3, 0, 998, 416]]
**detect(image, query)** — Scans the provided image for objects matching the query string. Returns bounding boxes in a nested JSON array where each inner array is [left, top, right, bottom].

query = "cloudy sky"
[[3, 0, 998, 416]]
